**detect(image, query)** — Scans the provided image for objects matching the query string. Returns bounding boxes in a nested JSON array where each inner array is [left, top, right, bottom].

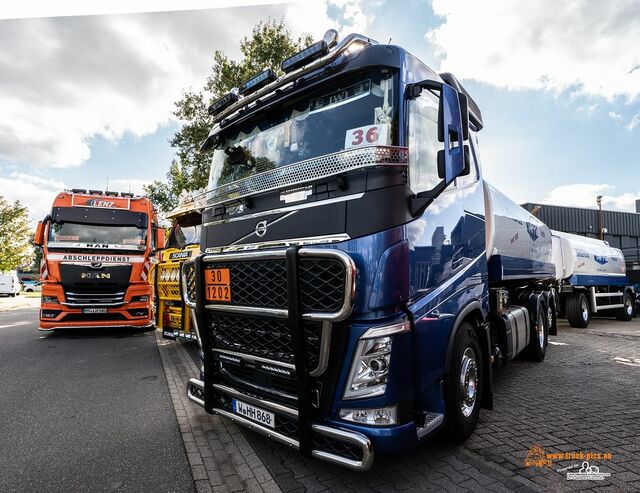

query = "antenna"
[[388, 37, 392, 44], [106, 176, 109, 191]]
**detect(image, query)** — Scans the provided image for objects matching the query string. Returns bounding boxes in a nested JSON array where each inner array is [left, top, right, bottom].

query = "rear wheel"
[[566, 292, 590, 328], [525, 301, 548, 361], [444, 322, 483, 443], [616, 292, 634, 321]]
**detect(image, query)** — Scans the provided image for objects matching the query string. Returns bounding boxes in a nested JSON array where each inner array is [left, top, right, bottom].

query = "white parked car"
[[0, 271, 21, 297], [22, 280, 42, 293]]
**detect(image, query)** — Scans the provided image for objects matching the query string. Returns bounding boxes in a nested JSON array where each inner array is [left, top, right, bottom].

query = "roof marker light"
[[208, 91, 240, 116], [240, 68, 277, 96], [281, 40, 328, 73]]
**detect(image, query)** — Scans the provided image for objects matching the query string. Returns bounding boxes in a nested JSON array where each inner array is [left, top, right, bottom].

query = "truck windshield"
[[167, 224, 201, 249], [208, 68, 398, 190], [48, 222, 147, 250]]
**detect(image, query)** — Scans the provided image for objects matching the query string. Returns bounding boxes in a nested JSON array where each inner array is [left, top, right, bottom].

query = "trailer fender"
[[443, 301, 493, 410]]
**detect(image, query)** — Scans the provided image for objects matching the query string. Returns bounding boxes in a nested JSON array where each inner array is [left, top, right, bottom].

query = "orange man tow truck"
[[34, 189, 165, 331]]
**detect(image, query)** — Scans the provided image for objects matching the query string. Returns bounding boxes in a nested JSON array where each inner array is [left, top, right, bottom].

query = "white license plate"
[[232, 399, 275, 428], [83, 307, 107, 314]]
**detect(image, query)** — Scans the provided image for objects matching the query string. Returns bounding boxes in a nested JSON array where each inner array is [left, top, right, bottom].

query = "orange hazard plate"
[[205, 268, 231, 302]]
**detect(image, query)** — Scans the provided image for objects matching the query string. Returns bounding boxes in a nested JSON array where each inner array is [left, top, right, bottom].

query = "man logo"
[[90, 262, 103, 269], [255, 220, 268, 238]]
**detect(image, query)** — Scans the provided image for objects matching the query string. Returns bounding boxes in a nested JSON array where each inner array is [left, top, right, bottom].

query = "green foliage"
[[0, 196, 33, 271], [145, 19, 312, 212]]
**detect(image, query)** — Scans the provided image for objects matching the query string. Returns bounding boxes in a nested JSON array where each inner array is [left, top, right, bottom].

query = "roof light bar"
[[281, 40, 328, 73], [105, 191, 118, 197], [240, 68, 277, 96], [121, 192, 134, 198], [208, 92, 240, 116], [89, 190, 103, 195], [71, 188, 87, 194]]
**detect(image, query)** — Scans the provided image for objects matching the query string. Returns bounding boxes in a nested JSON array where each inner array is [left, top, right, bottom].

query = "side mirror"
[[435, 83, 467, 184], [34, 221, 45, 247], [406, 80, 470, 215], [155, 228, 166, 251]]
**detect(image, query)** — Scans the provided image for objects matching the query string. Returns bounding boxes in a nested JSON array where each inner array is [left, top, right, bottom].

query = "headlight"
[[172, 269, 180, 282], [343, 321, 409, 400], [42, 295, 58, 304], [338, 406, 397, 426]]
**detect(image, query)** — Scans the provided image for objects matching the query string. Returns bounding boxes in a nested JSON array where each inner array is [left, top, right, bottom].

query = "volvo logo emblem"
[[255, 220, 268, 237]]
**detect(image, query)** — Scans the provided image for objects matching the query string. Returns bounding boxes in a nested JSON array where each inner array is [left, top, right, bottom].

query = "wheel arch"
[[443, 300, 493, 410]]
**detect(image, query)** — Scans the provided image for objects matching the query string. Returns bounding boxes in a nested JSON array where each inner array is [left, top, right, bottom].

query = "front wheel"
[[566, 292, 590, 328], [616, 292, 634, 321], [444, 322, 483, 443]]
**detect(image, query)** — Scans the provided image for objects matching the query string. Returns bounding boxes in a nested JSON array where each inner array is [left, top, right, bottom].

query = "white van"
[[0, 271, 21, 297]]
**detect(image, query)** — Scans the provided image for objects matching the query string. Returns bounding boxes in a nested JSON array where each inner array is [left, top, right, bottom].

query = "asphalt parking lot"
[[1, 302, 639, 492]]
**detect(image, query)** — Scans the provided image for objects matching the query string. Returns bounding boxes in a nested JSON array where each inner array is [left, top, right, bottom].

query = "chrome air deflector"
[[201, 145, 407, 209]]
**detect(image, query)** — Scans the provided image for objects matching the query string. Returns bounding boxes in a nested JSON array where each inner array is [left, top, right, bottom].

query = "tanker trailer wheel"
[[525, 299, 548, 362], [444, 322, 483, 443], [566, 292, 590, 328], [615, 292, 634, 321]]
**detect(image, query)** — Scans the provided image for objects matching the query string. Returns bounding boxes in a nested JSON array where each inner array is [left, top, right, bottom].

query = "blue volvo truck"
[[183, 31, 557, 470]]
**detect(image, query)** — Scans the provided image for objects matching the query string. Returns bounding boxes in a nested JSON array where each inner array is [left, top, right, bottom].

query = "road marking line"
[[0, 321, 31, 329]]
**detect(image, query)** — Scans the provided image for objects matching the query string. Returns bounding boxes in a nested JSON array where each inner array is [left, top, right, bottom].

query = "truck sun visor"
[[51, 207, 148, 228]]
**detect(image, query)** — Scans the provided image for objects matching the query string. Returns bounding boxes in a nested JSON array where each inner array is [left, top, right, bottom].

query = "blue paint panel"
[[488, 254, 556, 281], [567, 274, 628, 287]]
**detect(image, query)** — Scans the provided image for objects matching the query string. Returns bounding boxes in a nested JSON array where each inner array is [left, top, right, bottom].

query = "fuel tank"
[[483, 182, 554, 282], [551, 230, 626, 283]]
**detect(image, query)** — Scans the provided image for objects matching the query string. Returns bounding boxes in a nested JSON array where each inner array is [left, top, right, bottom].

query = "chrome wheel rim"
[[459, 348, 478, 418], [626, 298, 633, 316], [538, 313, 545, 348], [581, 298, 589, 322]]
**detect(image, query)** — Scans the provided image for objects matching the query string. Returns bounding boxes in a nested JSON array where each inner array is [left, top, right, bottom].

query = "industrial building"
[[522, 200, 640, 285]]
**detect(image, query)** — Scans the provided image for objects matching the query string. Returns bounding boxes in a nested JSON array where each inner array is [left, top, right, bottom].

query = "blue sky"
[[0, 0, 639, 220]]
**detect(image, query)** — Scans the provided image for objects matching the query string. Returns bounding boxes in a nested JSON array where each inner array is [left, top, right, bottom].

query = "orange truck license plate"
[[205, 268, 231, 302]]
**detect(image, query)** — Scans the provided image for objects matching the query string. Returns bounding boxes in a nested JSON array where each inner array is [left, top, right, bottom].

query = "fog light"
[[339, 406, 397, 426], [42, 295, 58, 304]]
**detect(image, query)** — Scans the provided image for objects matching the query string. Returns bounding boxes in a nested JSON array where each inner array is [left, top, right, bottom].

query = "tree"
[[145, 19, 312, 213], [0, 196, 33, 271]]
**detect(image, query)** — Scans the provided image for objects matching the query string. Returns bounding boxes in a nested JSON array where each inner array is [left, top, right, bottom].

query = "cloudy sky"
[[1, 0, 639, 221]]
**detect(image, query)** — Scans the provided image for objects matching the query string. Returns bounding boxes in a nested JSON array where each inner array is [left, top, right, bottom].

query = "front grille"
[[300, 259, 346, 312], [64, 291, 125, 306], [204, 257, 346, 312], [207, 312, 322, 368], [206, 260, 288, 308], [220, 363, 298, 402]]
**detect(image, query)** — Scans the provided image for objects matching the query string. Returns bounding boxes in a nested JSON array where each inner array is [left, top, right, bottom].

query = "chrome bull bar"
[[186, 378, 373, 471]]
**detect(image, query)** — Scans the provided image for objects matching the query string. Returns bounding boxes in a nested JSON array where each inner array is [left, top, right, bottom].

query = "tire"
[[616, 292, 634, 321], [9, 293, 15, 298], [566, 292, 590, 328], [525, 299, 548, 362], [548, 295, 558, 336], [444, 322, 483, 443]]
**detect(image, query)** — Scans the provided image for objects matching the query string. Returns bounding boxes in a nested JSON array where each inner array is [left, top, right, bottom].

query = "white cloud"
[[627, 113, 640, 131], [0, 6, 309, 169], [0, 172, 66, 222], [0, 3, 375, 170], [427, 0, 640, 102], [285, 0, 373, 39], [542, 183, 640, 212]]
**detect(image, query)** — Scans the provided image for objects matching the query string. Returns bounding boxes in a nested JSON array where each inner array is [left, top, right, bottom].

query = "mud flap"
[[479, 322, 493, 410]]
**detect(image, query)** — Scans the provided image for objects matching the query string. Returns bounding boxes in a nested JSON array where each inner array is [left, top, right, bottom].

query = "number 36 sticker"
[[344, 124, 389, 150]]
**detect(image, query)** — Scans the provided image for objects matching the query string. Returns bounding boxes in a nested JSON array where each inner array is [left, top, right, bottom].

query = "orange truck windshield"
[[48, 222, 147, 249]]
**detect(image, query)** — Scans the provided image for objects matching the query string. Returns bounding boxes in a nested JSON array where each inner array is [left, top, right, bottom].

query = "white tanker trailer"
[[552, 230, 635, 327]]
